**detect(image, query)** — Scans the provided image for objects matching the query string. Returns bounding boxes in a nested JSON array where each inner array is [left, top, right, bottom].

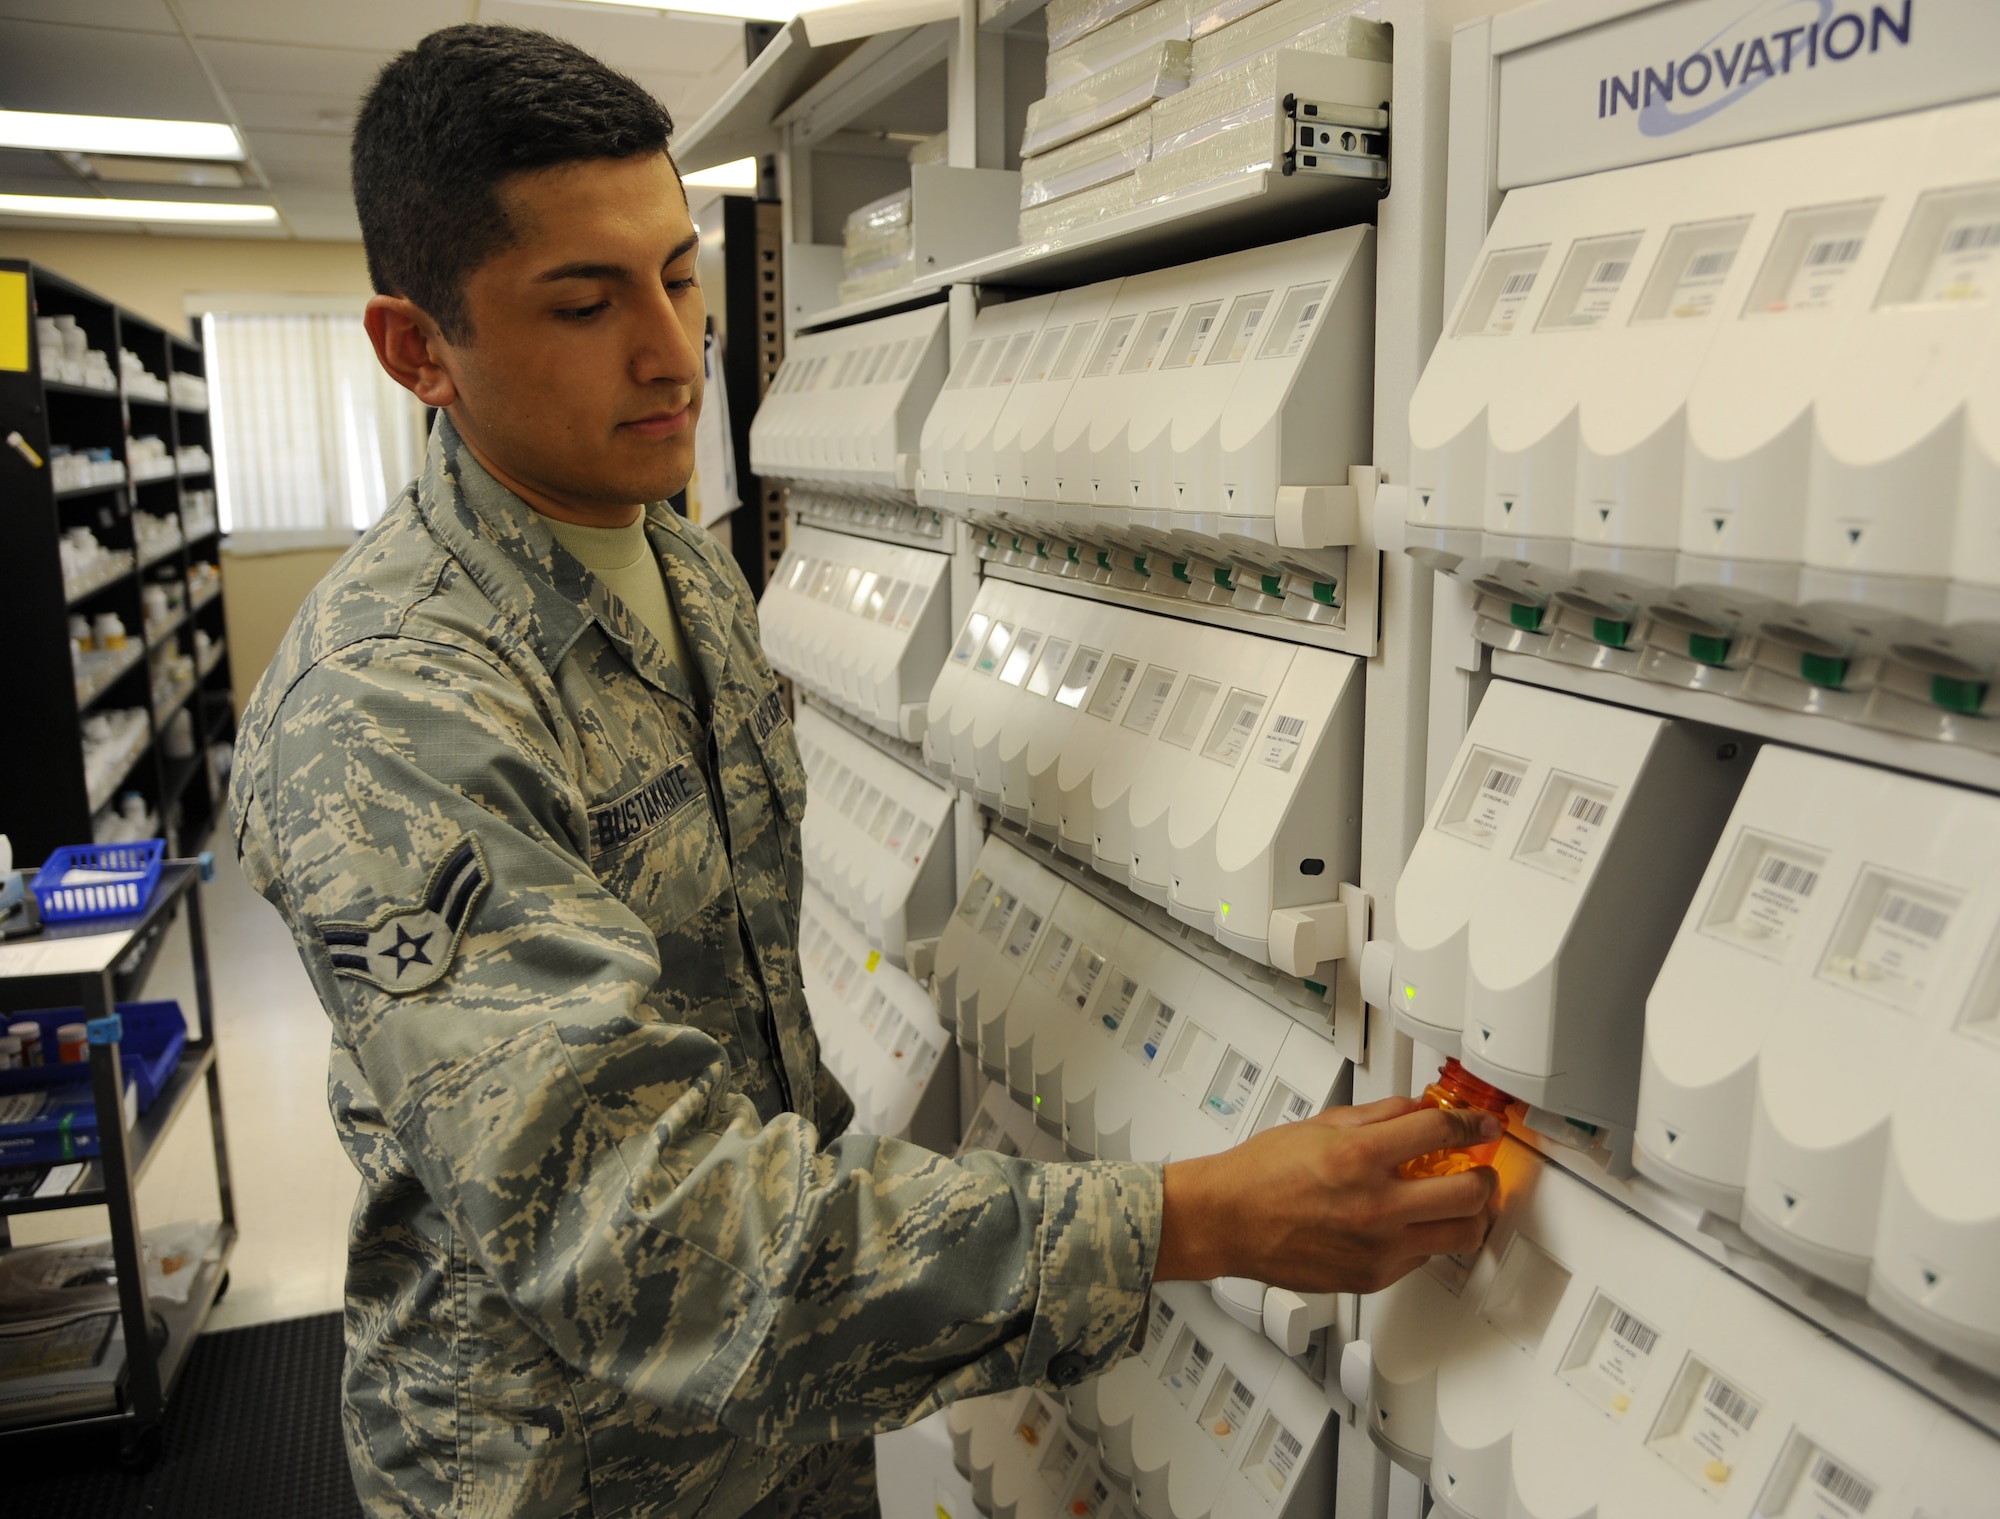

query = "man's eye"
[[557, 301, 610, 321], [667, 277, 698, 293]]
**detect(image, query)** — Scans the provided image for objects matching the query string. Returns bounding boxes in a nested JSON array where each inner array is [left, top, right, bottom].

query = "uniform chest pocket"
[[588, 761, 731, 942]]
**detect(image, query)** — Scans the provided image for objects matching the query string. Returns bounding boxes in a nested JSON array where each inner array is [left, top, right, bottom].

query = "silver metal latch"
[[1282, 94, 1390, 183]]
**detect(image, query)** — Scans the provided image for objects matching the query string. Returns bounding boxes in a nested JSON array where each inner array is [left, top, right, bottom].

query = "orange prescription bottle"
[[1398, 1059, 1512, 1179]]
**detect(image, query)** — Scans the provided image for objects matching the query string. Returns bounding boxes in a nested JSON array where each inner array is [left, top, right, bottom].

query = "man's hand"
[[1154, 1097, 1501, 1294]]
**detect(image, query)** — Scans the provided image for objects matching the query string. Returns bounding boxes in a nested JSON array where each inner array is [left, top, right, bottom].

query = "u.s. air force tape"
[[588, 760, 703, 853], [749, 688, 787, 742], [319, 835, 489, 995]]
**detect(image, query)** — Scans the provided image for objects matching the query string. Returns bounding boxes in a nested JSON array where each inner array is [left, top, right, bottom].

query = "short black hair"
[[352, 24, 676, 343]]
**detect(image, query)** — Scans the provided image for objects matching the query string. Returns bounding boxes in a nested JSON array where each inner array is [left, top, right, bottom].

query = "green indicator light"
[[1171, 560, 1191, 583], [1219, 901, 1232, 919], [1688, 633, 1731, 666], [1932, 674, 1988, 714], [1402, 984, 1416, 1001], [1261, 574, 1283, 597], [1592, 618, 1631, 649], [1303, 978, 1328, 998], [1509, 602, 1544, 632], [1800, 652, 1848, 688], [1032, 1094, 1041, 1107], [1312, 581, 1337, 607], [1213, 567, 1234, 589]]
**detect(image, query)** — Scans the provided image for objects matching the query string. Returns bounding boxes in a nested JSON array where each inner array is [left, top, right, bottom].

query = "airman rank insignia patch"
[[319, 836, 489, 995]]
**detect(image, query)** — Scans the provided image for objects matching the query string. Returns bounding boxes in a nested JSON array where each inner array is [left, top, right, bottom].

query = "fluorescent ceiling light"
[[540, 0, 807, 18], [682, 157, 759, 189], [0, 110, 243, 161], [0, 194, 278, 224], [64, 153, 249, 189]]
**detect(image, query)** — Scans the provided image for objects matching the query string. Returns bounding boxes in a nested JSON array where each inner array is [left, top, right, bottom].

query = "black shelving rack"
[[0, 260, 239, 869]]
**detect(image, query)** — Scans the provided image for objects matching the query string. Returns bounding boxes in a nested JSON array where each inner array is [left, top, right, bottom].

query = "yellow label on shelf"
[[865, 949, 881, 973], [0, 271, 27, 373]]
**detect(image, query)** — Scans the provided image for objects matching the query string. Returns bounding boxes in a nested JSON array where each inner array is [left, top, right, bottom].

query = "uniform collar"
[[416, 414, 740, 715]]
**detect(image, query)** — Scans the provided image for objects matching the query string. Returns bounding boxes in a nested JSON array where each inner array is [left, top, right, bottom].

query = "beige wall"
[[0, 230, 370, 336], [220, 544, 350, 716]]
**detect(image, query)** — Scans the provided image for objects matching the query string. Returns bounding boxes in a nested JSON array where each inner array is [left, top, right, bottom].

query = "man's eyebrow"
[[533, 234, 699, 286]]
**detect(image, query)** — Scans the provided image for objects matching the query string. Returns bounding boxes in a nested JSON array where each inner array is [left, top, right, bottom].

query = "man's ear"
[[365, 294, 459, 408]]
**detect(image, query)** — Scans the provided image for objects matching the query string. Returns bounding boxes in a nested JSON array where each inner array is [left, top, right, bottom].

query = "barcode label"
[[1805, 236, 1863, 267], [1604, 1309, 1652, 1353], [1486, 767, 1521, 798], [1944, 221, 2000, 254], [1669, 242, 1740, 319], [1687, 250, 1735, 279], [1758, 856, 1819, 896], [1144, 1297, 1177, 1357], [1480, 257, 1542, 334], [1285, 1093, 1313, 1121], [1703, 1375, 1757, 1430], [1879, 893, 1950, 940], [1272, 1427, 1302, 1477], [1810, 1454, 1876, 1514], [1568, 794, 1608, 828], [1501, 271, 1537, 295], [1591, 259, 1630, 284], [1259, 714, 1308, 770], [1240, 1062, 1261, 1086]]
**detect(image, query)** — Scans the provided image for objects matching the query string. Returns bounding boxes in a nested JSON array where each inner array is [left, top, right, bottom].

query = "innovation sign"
[[1497, 0, 2000, 187]]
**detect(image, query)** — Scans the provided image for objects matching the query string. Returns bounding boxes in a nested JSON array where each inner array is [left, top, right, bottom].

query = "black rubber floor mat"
[[12, 1311, 362, 1519]]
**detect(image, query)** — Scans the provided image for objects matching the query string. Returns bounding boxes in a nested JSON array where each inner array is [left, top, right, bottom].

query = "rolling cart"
[[0, 853, 236, 1467]]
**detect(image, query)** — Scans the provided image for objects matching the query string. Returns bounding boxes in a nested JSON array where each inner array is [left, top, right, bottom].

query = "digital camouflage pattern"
[[230, 415, 1162, 1519]]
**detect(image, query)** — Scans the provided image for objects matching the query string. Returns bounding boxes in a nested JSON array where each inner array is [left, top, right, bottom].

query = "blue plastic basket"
[[30, 841, 165, 922]]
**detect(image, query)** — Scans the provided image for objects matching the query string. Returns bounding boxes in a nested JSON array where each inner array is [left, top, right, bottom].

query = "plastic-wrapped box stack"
[[1138, 0, 1388, 202], [1016, 0, 1388, 246], [839, 189, 916, 305], [1017, 0, 1191, 243]]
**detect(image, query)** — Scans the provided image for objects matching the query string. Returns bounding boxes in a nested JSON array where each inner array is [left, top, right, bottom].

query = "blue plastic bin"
[[0, 1002, 187, 1114], [31, 841, 165, 922]]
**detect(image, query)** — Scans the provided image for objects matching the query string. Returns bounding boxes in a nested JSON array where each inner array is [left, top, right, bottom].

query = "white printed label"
[[1530, 783, 1611, 876], [1122, 666, 1178, 735], [1790, 1451, 1878, 1519], [1063, 948, 1107, 1012], [1589, 1305, 1659, 1406], [1256, 1423, 1303, 1496], [1143, 1296, 1177, 1359], [1004, 907, 1044, 962], [1041, 1434, 1083, 1494], [1834, 888, 1954, 1004], [1258, 714, 1307, 769], [1098, 973, 1141, 1033], [1734, 850, 1820, 947], [1208, 1376, 1257, 1443], [1131, 996, 1176, 1065], [1033, 928, 1075, 986], [901, 820, 935, 867], [1484, 269, 1538, 334], [1203, 691, 1266, 766], [1567, 256, 1631, 326], [1918, 216, 2000, 304], [1016, 1400, 1052, 1449], [895, 584, 927, 631], [1777, 234, 1865, 313], [1668, 246, 1737, 319], [1204, 1055, 1262, 1124], [1162, 1335, 1213, 1405], [978, 890, 1017, 943], [1454, 760, 1525, 843], [1681, 1369, 1759, 1486]]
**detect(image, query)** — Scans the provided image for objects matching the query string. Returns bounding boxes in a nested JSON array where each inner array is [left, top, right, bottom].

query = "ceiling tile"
[[180, 0, 468, 52], [0, 0, 178, 31], [244, 130, 353, 193], [196, 37, 396, 101], [228, 87, 363, 137], [478, 1, 746, 79], [0, 19, 226, 120]]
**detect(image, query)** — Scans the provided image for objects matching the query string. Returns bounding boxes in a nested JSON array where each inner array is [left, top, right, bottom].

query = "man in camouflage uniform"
[[233, 25, 1498, 1519]]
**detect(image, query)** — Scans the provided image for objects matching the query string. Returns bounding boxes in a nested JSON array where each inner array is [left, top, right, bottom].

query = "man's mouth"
[[620, 406, 691, 439]]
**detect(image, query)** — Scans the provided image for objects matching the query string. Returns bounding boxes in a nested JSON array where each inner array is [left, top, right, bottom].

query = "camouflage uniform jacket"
[[230, 417, 1163, 1519]]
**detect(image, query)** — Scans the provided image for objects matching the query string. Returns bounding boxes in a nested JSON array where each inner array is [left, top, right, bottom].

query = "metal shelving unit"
[[0, 860, 237, 1466], [0, 261, 239, 866]]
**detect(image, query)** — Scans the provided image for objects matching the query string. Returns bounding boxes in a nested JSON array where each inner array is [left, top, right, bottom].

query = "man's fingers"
[[1356, 1102, 1503, 1168], [1309, 1095, 1423, 1131], [1398, 1212, 1494, 1260], [1384, 1165, 1498, 1225]]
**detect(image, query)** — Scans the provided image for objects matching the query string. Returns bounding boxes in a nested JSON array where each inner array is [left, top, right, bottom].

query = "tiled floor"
[[11, 841, 355, 1332]]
